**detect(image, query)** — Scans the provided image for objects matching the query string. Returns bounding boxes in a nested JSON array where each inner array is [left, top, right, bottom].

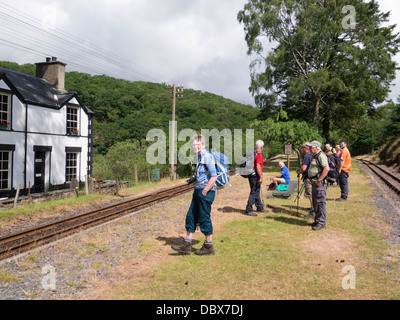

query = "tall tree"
[[238, 0, 400, 141]]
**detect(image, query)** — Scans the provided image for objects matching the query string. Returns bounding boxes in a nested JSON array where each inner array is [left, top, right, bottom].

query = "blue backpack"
[[198, 150, 231, 189]]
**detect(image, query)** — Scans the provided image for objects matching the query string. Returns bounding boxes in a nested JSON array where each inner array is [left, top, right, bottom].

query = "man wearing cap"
[[296, 142, 314, 219], [307, 141, 330, 231]]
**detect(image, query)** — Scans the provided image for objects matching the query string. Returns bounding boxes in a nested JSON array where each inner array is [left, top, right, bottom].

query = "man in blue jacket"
[[171, 135, 218, 256], [270, 161, 290, 188]]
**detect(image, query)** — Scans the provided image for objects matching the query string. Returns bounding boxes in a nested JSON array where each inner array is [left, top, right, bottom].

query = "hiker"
[[307, 141, 330, 231], [171, 135, 217, 255], [270, 161, 290, 187], [296, 142, 314, 219], [335, 145, 341, 157], [245, 140, 265, 216], [336, 140, 352, 202], [325, 143, 334, 155]]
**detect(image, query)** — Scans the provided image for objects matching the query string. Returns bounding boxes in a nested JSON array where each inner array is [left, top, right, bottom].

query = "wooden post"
[[171, 84, 176, 180], [284, 143, 292, 171], [134, 164, 138, 186], [85, 174, 88, 196], [115, 175, 119, 195], [13, 184, 21, 208]]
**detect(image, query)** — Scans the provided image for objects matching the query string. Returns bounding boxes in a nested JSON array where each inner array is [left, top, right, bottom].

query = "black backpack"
[[326, 153, 340, 183], [238, 150, 261, 178]]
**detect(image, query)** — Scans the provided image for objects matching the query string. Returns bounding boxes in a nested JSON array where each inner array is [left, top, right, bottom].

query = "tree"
[[251, 119, 323, 156], [238, 0, 400, 141]]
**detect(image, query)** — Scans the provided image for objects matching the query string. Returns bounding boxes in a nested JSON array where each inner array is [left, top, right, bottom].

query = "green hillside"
[[0, 61, 260, 154], [2, 60, 398, 181]]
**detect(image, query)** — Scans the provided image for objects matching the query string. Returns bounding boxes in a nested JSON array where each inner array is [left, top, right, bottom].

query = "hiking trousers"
[[312, 182, 327, 227], [185, 189, 215, 236], [246, 174, 264, 213], [339, 171, 349, 199]]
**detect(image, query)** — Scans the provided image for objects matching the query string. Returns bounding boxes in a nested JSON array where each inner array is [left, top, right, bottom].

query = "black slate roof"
[[0, 67, 94, 115]]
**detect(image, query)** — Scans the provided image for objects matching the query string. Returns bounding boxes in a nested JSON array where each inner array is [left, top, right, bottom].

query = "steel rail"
[[0, 183, 194, 260], [358, 159, 400, 195]]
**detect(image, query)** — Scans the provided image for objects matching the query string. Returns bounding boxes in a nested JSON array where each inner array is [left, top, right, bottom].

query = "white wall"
[[1, 80, 91, 192]]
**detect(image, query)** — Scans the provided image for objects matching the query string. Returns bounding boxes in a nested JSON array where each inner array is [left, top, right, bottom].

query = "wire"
[[0, 1, 163, 83]]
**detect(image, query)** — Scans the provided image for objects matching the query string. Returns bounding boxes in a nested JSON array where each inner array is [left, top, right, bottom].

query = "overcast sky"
[[0, 0, 399, 107]]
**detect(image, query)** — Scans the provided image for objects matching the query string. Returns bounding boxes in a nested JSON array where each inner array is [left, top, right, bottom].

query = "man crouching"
[[171, 135, 218, 255]]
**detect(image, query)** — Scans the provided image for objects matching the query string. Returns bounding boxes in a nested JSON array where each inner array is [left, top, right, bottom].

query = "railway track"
[[0, 182, 194, 261], [358, 159, 400, 195]]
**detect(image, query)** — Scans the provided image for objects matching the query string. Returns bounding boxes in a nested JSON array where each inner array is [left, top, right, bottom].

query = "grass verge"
[[100, 160, 400, 300]]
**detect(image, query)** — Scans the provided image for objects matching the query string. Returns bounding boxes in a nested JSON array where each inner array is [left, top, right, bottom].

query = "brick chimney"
[[35, 57, 67, 90]]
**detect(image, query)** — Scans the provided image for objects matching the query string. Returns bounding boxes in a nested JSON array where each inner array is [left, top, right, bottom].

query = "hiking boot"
[[194, 242, 215, 255], [308, 221, 318, 227], [312, 224, 325, 231], [245, 211, 258, 216], [171, 239, 192, 254], [335, 197, 347, 202], [304, 210, 315, 220]]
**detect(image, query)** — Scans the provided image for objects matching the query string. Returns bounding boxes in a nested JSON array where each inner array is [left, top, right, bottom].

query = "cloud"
[[1, 0, 399, 107]]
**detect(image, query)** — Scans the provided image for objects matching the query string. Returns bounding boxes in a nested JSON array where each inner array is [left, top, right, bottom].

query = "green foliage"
[[64, 72, 260, 154], [386, 98, 400, 136], [105, 140, 141, 180], [238, 0, 400, 141], [0, 61, 35, 75], [251, 119, 323, 156], [350, 98, 400, 155], [1, 61, 262, 182]]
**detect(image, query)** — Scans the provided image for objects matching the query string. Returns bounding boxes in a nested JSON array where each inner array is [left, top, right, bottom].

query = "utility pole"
[[170, 84, 183, 180]]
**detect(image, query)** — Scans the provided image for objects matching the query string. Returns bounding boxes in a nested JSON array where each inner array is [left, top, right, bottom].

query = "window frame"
[[0, 150, 11, 190], [66, 105, 79, 135], [0, 91, 11, 130], [65, 152, 78, 182]]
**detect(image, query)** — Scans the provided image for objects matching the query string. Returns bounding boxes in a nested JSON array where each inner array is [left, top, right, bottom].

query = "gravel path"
[[0, 191, 192, 300], [359, 163, 400, 249]]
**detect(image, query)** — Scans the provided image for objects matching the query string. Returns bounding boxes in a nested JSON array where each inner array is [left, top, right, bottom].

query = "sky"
[[0, 0, 399, 107]]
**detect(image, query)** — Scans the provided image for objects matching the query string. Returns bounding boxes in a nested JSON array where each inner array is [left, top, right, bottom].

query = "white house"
[[0, 57, 94, 198]]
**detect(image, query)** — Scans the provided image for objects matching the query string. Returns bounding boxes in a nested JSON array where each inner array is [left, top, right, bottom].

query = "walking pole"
[[260, 182, 265, 206], [296, 174, 300, 216], [294, 182, 305, 203]]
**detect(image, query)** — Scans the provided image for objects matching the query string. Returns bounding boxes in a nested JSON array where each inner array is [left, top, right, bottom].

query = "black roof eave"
[[0, 72, 94, 115]]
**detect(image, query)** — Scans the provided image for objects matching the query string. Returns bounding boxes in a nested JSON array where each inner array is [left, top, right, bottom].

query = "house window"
[[0, 150, 10, 190], [67, 106, 78, 134], [0, 92, 10, 129], [66, 152, 78, 182]]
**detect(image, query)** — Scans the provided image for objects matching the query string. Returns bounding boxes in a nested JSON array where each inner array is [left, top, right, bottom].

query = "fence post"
[[134, 164, 138, 186], [14, 184, 21, 208]]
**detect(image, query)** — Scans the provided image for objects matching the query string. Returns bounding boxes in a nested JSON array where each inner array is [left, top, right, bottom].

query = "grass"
[[0, 194, 111, 221], [101, 159, 400, 300], [0, 177, 186, 221], [0, 268, 20, 282]]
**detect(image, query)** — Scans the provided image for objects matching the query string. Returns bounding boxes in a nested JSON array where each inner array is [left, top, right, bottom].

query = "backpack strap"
[[253, 151, 261, 175], [311, 151, 327, 183], [196, 151, 224, 178], [196, 152, 208, 176]]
